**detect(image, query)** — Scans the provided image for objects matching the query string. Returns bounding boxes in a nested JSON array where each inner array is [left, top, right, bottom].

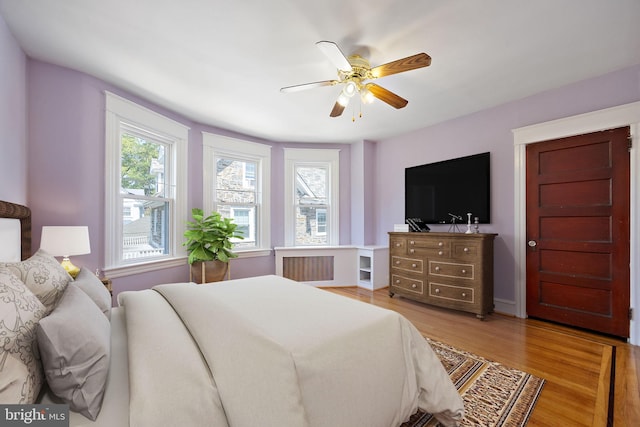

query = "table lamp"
[[40, 226, 91, 278]]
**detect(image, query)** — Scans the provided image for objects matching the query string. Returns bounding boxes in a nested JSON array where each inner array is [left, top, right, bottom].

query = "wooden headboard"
[[0, 200, 31, 260]]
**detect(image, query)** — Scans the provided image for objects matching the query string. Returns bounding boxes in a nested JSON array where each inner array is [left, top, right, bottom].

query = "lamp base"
[[60, 257, 81, 278]]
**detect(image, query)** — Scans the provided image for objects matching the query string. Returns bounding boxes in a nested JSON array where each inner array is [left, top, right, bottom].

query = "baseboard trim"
[[494, 298, 517, 317]]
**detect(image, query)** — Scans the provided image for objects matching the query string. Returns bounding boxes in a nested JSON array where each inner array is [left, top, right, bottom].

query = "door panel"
[[526, 127, 630, 337]]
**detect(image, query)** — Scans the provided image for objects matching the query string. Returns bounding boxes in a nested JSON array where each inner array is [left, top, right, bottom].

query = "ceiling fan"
[[280, 41, 431, 118]]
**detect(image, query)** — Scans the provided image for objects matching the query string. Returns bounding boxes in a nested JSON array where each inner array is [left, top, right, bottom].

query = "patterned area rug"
[[401, 339, 545, 427]]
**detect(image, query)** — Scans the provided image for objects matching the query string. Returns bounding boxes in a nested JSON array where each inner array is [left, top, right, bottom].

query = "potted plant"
[[183, 208, 244, 283]]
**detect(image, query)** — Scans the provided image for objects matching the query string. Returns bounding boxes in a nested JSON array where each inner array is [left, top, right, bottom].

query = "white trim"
[[106, 92, 189, 138], [512, 101, 640, 345], [104, 91, 189, 275], [283, 148, 340, 246], [202, 133, 271, 252], [103, 257, 186, 278]]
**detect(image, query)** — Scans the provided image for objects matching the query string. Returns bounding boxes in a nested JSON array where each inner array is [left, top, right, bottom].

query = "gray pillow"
[[0, 249, 71, 314], [37, 285, 110, 420], [72, 268, 112, 320], [0, 268, 46, 404]]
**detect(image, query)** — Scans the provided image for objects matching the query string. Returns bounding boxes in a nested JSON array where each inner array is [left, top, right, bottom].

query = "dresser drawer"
[[429, 282, 474, 303], [391, 256, 424, 273], [452, 242, 480, 259], [390, 238, 407, 255], [407, 238, 451, 258], [429, 261, 474, 280], [391, 274, 424, 295]]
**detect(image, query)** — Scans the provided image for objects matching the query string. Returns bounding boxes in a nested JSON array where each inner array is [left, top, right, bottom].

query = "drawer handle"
[[412, 263, 417, 268], [461, 269, 466, 274], [395, 279, 400, 284], [395, 260, 400, 265], [411, 283, 417, 289], [435, 266, 441, 272], [435, 288, 440, 294], [464, 247, 469, 253], [438, 250, 443, 256], [409, 249, 415, 254], [410, 240, 415, 245], [438, 242, 444, 247], [462, 292, 467, 298], [396, 243, 401, 247]]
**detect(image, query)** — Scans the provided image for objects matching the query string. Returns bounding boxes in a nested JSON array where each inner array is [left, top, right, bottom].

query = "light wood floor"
[[326, 286, 640, 427]]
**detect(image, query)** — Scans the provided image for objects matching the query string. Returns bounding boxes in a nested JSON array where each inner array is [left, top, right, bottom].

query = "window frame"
[[104, 92, 189, 277], [284, 148, 340, 246], [202, 133, 271, 257]]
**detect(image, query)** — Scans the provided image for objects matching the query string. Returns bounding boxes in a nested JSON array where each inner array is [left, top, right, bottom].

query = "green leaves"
[[183, 208, 244, 264]]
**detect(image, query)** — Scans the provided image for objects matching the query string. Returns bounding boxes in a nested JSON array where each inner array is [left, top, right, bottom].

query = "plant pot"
[[190, 260, 229, 284]]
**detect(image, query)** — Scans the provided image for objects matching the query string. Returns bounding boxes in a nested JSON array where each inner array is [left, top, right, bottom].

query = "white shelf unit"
[[357, 246, 389, 290]]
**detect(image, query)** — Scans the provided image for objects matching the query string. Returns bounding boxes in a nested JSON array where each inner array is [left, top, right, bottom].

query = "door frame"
[[513, 101, 640, 345]]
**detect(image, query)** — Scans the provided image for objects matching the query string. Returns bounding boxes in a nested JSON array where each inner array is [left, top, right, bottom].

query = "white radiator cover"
[[274, 246, 389, 289]]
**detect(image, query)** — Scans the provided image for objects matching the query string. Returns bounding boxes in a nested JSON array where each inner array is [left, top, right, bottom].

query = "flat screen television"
[[405, 152, 491, 224]]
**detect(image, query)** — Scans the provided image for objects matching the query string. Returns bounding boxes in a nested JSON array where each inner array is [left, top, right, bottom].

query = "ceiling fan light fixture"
[[342, 81, 357, 97], [360, 87, 375, 104], [337, 92, 350, 107], [281, 41, 432, 118]]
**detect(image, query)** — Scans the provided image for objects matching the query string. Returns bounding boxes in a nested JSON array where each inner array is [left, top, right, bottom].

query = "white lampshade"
[[40, 226, 91, 257], [342, 81, 357, 97]]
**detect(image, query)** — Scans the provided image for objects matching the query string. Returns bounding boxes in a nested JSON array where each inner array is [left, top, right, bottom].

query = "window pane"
[[217, 204, 256, 248], [216, 156, 259, 250], [295, 205, 328, 245], [296, 166, 327, 205], [121, 133, 167, 197], [216, 157, 257, 204], [122, 198, 169, 260], [316, 209, 327, 234], [233, 209, 250, 236]]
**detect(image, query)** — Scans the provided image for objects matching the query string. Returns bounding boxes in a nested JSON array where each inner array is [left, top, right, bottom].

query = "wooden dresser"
[[388, 232, 497, 319]]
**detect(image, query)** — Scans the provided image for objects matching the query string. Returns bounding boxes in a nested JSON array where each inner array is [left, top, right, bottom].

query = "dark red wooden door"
[[526, 127, 630, 337]]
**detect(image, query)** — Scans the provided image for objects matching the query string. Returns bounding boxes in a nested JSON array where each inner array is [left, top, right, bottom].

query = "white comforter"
[[118, 275, 463, 427]]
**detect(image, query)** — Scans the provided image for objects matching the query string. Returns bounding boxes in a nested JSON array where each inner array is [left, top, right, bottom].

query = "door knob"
[[528, 240, 537, 247]]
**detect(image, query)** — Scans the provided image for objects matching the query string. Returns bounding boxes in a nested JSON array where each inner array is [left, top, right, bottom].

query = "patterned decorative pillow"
[[0, 249, 71, 314], [0, 268, 47, 403]]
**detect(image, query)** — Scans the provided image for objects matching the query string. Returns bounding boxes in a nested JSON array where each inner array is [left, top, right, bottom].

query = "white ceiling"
[[1, 0, 639, 144]]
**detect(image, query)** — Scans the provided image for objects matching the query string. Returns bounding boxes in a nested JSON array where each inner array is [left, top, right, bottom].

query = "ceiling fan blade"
[[280, 80, 338, 93], [316, 41, 353, 72], [370, 53, 431, 79], [366, 83, 408, 109], [329, 101, 346, 117]]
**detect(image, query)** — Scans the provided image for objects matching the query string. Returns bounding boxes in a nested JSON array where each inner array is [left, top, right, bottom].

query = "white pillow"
[[72, 268, 112, 320], [37, 285, 111, 420]]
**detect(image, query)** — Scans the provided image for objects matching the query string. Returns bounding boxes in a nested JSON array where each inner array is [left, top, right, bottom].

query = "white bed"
[[0, 200, 464, 427]]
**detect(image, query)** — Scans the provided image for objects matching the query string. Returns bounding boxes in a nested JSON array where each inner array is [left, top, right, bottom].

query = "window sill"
[[103, 249, 271, 278], [234, 248, 272, 258], [103, 256, 187, 279]]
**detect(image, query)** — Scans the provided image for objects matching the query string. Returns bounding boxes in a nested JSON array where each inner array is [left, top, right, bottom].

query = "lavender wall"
[[26, 60, 352, 299], [17, 48, 640, 305], [0, 15, 27, 204], [374, 64, 640, 303]]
